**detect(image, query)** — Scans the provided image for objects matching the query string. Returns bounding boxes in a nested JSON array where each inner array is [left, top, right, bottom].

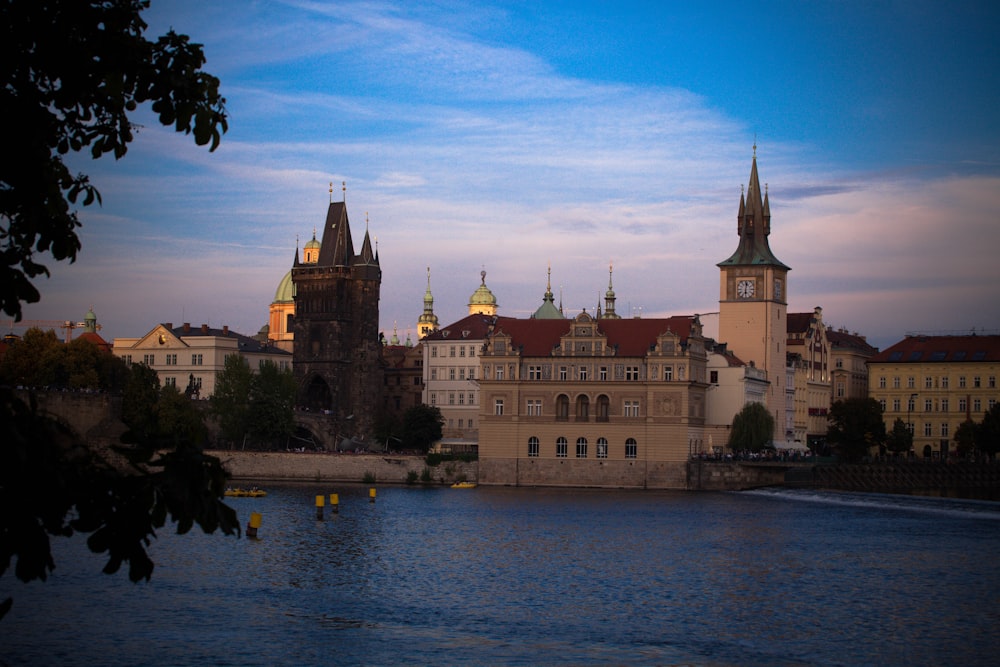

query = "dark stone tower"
[[291, 199, 382, 440]]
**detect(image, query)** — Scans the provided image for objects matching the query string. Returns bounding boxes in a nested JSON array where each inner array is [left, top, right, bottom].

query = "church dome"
[[468, 270, 497, 308], [274, 270, 294, 303]]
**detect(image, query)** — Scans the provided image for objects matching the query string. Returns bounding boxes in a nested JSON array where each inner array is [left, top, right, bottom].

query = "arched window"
[[556, 394, 570, 421], [596, 395, 610, 422], [556, 437, 568, 458], [528, 437, 539, 457], [576, 437, 588, 458], [575, 394, 589, 421], [625, 438, 637, 459], [596, 437, 608, 458]]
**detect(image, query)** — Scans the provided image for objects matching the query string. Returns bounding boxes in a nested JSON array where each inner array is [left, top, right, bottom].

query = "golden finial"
[[342, 181, 346, 202], [329, 182, 333, 203]]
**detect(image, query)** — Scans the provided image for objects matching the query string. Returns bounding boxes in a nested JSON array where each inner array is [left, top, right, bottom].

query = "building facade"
[[868, 334, 1000, 458], [704, 342, 770, 453], [267, 231, 321, 352], [787, 307, 832, 448], [290, 198, 382, 439], [113, 322, 291, 398], [477, 311, 709, 488], [828, 327, 878, 401]]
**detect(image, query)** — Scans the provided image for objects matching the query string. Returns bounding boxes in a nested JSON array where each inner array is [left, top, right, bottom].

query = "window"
[[600, 367, 608, 381], [925, 377, 933, 389], [528, 437, 539, 457], [625, 366, 640, 381], [449, 393, 455, 405], [527, 399, 542, 416], [469, 393, 476, 406], [907, 397, 916, 412], [167, 354, 178, 365], [449, 368, 456, 380], [458, 393, 465, 405], [990, 376, 996, 389], [664, 366, 673, 381], [924, 399, 932, 412], [496, 366, 504, 380], [941, 376, 949, 389], [468, 368, 475, 380], [892, 377, 900, 388], [879, 399, 887, 412], [892, 398, 900, 412], [596, 438, 608, 459], [192, 354, 203, 365], [575, 395, 589, 421], [143, 354, 155, 365], [959, 398, 967, 412], [469, 346, 476, 358], [449, 346, 456, 357], [575, 437, 588, 458], [556, 437, 568, 458], [959, 376, 966, 388], [458, 419, 464, 429], [559, 366, 568, 381], [431, 369, 438, 380], [528, 366, 542, 380], [941, 398, 949, 412], [556, 395, 569, 421], [459, 368, 465, 380], [710, 370, 719, 384], [579, 366, 588, 381], [907, 377, 915, 389], [924, 423, 932, 437], [121, 354, 132, 365], [431, 347, 438, 357], [164, 377, 176, 387], [624, 400, 639, 417], [836, 382, 845, 398], [430, 393, 437, 405], [625, 438, 637, 459], [459, 346, 465, 357], [494, 399, 504, 416], [974, 399, 982, 412], [596, 395, 610, 422], [974, 376, 981, 388], [879, 376, 886, 388], [940, 423, 949, 437]]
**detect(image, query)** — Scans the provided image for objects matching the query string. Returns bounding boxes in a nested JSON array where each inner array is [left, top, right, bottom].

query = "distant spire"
[[342, 181, 346, 203], [329, 182, 333, 203]]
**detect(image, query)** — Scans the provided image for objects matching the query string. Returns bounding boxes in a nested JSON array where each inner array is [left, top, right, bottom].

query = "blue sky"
[[15, 0, 1000, 351]]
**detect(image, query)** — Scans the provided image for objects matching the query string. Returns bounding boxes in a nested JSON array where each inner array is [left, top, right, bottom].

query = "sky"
[[13, 0, 1000, 352]]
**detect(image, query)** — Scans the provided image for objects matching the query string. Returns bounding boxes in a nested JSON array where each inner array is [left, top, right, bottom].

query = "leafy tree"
[[210, 355, 254, 447], [978, 403, 1000, 461], [1, 0, 227, 320], [400, 405, 444, 453], [247, 361, 297, 448], [827, 397, 887, 463], [156, 384, 208, 446], [121, 362, 160, 442], [953, 419, 977, 459], [885, 417, 913, 457], [0, 327, 62, 387], [727, 402, 774, 452]]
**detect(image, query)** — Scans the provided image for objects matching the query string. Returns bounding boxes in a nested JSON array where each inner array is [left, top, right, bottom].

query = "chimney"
[[223, 325, 229, 336], [183, 323, 191, 334], [165, 322, 173, 330], [201, 324, 208, 334]]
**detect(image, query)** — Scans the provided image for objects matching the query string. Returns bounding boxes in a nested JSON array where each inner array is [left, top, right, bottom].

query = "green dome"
[[469, 270, 497, 306], [274, 270, 294, 302], [304, 236, 321, 251]]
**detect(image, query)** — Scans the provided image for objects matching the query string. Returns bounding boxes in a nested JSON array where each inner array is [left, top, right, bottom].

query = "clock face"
[[736, 279, 755, 299]]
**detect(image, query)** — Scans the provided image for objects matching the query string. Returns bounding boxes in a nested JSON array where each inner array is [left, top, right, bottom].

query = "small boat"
[[225, 488, 267, 498], [451, 481, 477, 489]]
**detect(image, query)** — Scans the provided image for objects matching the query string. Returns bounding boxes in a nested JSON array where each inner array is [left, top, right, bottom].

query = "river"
[[2, 485, 998, 666]]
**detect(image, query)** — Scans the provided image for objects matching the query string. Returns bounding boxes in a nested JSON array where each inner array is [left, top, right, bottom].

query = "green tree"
[[0, 327, 62, 387], [121, 362, 160, 442], [978, 403, 1000, 461], [727, 402, 775, 452], [210, 355, 254, 448], [885, 417, 913, 457], [953, 419, 977, 459], [401, 404, 444, 453], [1, 0, 227, 320], [247, 361, 297, 449], [827, 398, 887, 463], [156, 384, 208, 446]]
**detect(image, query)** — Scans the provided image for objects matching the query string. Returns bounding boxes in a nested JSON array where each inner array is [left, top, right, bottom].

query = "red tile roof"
[[870, 334, 1000, 363], [491, 316, 697, 357]]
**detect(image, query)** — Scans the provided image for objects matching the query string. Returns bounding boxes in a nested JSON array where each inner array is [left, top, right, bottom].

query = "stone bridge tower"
[[291, 191, 382, 440]]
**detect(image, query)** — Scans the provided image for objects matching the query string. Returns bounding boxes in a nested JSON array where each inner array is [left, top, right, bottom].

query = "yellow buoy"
[[330, 493, 339, 513], [247, 511, 262, 538], [369, 487, 376, 503], [315, 494, 325, 519]]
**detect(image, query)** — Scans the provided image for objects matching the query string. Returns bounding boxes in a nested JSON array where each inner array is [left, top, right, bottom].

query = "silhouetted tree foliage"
[[210, 355, 254, 447], [885, 417, 913, 456], [0, 0, 233, 621], [728, 402, 774, 452], [210, 357, 296, 449], [977, 403, 1000, 460], [1, 0, 228, 320], [827, 398, 886, 463], [401, 405, 444, 453], [0, 327, 129, 392]]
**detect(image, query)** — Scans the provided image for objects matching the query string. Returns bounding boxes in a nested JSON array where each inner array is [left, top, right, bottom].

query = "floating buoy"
[[330, 493, 339, 513], [247, 511, 262, 538], [369, 487, 376, 503], [315, 494, 325, 520]]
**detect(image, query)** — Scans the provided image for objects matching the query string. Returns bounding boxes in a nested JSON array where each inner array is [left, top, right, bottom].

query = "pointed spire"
[[603, 261, 619, 318], [342, 181, 346, 203], [718, 146, 789, 270]]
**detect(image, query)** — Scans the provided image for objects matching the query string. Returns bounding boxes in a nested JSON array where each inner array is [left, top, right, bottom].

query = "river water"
[[2, 485, 998, 666]]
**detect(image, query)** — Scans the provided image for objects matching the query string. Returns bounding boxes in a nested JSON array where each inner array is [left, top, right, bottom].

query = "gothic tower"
[[717, 149, 790, 436], [291, 190, 382, 439]]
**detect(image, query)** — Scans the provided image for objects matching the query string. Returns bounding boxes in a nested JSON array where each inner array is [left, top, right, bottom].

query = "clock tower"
[[718, 149, 790, 435]]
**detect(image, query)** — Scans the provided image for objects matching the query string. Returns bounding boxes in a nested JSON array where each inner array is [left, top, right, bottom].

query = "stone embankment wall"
[[213, 450, 477, 486], [686, 460, 789, 491]]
